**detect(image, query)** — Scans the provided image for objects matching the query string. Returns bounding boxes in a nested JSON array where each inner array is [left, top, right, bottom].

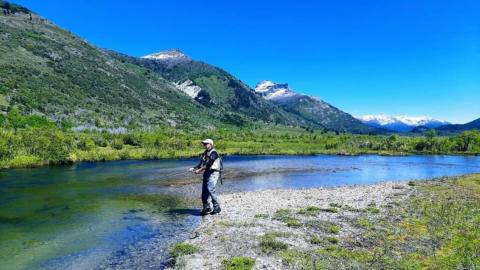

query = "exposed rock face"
[[173, 80, 202, 99]]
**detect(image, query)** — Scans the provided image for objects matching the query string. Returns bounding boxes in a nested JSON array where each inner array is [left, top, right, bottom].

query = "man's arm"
[[193, 159, 202, 169], [190, 152, 205, 172], [193, 151, 218, 173]]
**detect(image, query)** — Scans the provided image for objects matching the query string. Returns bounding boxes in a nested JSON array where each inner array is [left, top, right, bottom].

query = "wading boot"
[[211, 206, 221, 215], [200, 208, 212, 216]]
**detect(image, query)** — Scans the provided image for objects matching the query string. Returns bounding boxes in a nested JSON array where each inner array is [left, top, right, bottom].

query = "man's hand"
[[194, 168, 204, 174], [188, 167, 195, 172]]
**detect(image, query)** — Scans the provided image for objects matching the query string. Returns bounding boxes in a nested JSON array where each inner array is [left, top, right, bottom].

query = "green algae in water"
[[0, 166, 195, 270]]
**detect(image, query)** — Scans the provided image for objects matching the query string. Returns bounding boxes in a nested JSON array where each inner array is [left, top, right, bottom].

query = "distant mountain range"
[[356, 115, 450, 133], [433, 118, 480, 134]]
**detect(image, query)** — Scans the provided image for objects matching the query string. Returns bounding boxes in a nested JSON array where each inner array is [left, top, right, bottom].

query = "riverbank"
[[1, 128, 479, 169], [168, 174, 480, 270]]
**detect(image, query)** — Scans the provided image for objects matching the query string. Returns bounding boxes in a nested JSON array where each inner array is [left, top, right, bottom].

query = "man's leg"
[[200, 173, 211, 215], [207, 171, 221, 214]]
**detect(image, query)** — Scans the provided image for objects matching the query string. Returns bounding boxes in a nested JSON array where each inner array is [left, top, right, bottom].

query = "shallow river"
[[1, 154, 480, 269]]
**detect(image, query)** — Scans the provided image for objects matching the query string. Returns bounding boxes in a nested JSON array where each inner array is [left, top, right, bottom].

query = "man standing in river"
[[190, 139, 222, 215]]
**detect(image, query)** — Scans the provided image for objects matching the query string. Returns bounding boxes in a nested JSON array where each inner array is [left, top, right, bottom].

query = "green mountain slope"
[[107, 50, 306, 128], [0, 3, 302, 131], [0, 6, 222, 130]]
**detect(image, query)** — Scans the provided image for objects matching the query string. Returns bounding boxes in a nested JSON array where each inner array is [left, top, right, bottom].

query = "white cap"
[[202, 139, 214, 145]]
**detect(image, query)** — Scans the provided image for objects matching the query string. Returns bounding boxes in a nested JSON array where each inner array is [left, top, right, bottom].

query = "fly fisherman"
[[189, 139, 222, 215]]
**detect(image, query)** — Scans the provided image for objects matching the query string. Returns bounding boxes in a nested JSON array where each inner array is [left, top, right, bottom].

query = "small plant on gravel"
[[322, 207, 339, 213], [298, 206, 321, 216], [273, 208, 302, 227], [326, 236, 339, 244], [329, 224, 341, 234], [366, 206, 380, 213], [309, 234, 322, 245], [260, 232, 289, 253], [310, 234, 339, 245], [254, 213, 269, 218], [363, 201, 380, 213], [171, 243, 198, 258], [305, 220, 338, 233], [279, 250, 324, 269], [356, 217, 373, 229], [343, 205, 362, 212], [273, 208, 292, 220], [285, 217, 302, 227], [222, 257, 256, 270]]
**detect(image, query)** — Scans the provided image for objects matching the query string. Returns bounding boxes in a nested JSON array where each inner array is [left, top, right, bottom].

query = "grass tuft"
[[171, 243, 198, 258], [222, 257, 256, 270], [260, 232, 289, 253], [298, 206, 321, 216], [254, 213, 269, 219]]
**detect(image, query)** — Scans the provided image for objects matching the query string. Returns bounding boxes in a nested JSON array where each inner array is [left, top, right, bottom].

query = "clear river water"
[[1, 154, 480, 269]]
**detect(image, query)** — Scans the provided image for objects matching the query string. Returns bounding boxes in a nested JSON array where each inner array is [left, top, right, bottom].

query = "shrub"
[[279, 250, 324, 269], [221, 257, 255, 270], [298, 206, 321, 216], [310, 235, 322, 245], [329, 225, 341, 234], [260, 232, 288, 253], [111, 138, 124, 150], [170, 243, 198, 258]]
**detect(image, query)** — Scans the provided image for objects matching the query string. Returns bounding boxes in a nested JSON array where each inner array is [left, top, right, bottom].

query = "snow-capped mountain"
[[255, 80, 299, 101], [356, 115, 450, 132], [254, 80, 381, 134], [142, 49, 190, 63]]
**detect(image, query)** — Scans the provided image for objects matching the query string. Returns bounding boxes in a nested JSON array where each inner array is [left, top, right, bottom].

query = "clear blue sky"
[[15, 0, 480, 123]]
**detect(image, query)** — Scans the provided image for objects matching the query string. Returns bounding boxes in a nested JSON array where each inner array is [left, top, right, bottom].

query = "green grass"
[[273, 208, 302, 227], [279, 250, 324, 270], [298, 206, 321, 216], [326, 236, 339, 244], [356, 217, 373, 229], [221, 257, 255, 270], [260, 232, 289, 253], [304, 175, 480, 269], [309, 235, 339, 245], [170, 243, 198, 258], [305, 220, 340, 234], [254, 213, 269, 219], [309, 235, 322, 245], [322, 207, 339, 213], [328, 225, 341, 234]]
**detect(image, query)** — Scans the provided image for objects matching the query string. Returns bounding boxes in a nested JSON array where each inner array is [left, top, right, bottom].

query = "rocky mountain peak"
[[254, 80, 298, 101], [142, 49, 190, 62]]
